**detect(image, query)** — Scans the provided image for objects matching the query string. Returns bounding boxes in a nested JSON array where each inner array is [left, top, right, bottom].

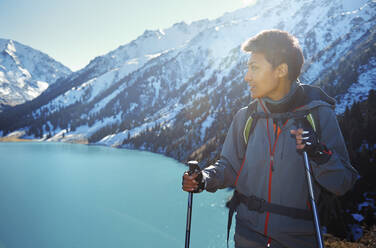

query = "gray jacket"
[[202, 96, 359, 247]]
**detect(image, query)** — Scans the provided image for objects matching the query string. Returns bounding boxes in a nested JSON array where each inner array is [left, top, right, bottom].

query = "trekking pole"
[[185, 161, 201, 248], [302, 151, 325, 248]]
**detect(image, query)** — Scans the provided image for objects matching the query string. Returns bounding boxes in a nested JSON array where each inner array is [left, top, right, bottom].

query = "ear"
[[275, 63, 289, 78]]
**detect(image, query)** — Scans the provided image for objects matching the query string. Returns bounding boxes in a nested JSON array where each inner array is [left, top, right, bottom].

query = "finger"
[[183, 181, 198, 188], [183, 177, 199, 186], [291, 129, 304, 136], [296, 134, 303, 140], [296, 136, 304, 145], [182, 185, 197, 192], [182, 185, 192, 191], [183, 172, 198, 180], [183, 186, 193, 192], [183, 173, 191, 181]]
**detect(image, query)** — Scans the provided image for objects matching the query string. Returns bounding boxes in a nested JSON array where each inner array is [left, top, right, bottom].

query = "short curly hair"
[[241, 29, 304, 82]]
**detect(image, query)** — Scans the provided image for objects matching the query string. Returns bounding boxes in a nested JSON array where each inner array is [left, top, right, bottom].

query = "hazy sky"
[[0, 0, 254, 71]]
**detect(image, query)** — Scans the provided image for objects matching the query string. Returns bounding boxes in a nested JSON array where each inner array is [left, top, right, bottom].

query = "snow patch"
[[349, 224, 363, 241], [336, 57, 376, 114], [0, 86, 10, 95], [6, 40, 16, 53], [200, 114, 215, 140], [352, 213, 364, 222], [358, 196, 376, 211], [129, 103, 138, 112], [18, 66, 31, 78], [146, 53, 162, 60], [4, 130, 26, 138]]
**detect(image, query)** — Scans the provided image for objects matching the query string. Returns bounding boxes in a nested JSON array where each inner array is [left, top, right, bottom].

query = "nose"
[[244, 68, 252, 83]]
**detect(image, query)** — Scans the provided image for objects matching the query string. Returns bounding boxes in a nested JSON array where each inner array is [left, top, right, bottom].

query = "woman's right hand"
[[182, 172, 199, 192]]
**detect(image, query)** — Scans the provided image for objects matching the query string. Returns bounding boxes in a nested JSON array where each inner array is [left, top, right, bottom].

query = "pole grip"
[[188, 160, 201, 175]]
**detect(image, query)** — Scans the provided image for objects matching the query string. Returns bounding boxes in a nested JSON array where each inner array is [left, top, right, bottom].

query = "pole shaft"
[[303, 151, 324, 248], [185, 192, 193, 248]]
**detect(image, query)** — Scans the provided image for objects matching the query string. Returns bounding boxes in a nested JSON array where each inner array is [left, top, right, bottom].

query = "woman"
[[182, 30, 358, 248]]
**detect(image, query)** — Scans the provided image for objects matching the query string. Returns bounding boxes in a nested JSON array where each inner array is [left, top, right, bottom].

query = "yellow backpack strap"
[[306, 112, 317, 132], [306, 108, 322, 142], [243, 109, 318, 145], [242, 101, 259, 145], [243, 116, 253, 144]]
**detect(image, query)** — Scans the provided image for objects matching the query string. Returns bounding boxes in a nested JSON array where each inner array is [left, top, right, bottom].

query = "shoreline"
[[0, 137, 36, 142]]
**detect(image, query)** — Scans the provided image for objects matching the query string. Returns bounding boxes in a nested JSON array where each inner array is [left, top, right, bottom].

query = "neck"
[[263, 80, 300, 113], [266, 78, 291, 101]]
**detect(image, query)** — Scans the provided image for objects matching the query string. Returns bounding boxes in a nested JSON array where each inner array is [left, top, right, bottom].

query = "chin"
[[251, 91, 263, 99]]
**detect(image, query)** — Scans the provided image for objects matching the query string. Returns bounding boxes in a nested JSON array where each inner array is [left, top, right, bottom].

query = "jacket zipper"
[[259, 100, 287, 246]]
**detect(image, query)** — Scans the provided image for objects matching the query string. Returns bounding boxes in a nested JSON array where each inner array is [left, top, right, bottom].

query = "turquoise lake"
[[0, 142, 234, 248]]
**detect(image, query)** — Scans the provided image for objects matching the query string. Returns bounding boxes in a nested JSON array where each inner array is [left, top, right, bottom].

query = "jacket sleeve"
[[310, 106, 359, 195], [202, 108, 247, 193]]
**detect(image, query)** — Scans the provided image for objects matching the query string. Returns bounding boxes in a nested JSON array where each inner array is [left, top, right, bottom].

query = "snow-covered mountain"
[[0, 39, 72, 110], [0, 0, 375, 164]]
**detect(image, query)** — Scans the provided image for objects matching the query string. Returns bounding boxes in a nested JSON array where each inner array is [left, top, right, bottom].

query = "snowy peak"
[[0, 39, 71, 81], [84, 18, 213, 77], [3, 40, 20, 65], [0, 39, 72, 108]]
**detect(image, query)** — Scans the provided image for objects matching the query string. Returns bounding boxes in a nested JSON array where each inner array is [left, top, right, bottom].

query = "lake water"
[[0, 142, 234, 248]]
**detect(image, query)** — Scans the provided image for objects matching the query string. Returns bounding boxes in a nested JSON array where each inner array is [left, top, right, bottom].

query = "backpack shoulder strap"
[[305, 107, 321, 141], [243, 100, 258, 145], [243, 101, 322, 145]]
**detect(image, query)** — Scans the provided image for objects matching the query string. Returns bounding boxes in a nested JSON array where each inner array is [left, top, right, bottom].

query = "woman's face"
[[244, 52, 280, 99]]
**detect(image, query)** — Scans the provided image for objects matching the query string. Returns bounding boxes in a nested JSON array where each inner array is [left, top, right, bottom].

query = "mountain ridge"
[[0, 0, 374, 165], [0, 39, 72, 109]]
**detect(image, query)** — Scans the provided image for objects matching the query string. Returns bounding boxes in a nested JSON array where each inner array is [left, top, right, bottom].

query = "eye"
[[251, 65, 258, 71]]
